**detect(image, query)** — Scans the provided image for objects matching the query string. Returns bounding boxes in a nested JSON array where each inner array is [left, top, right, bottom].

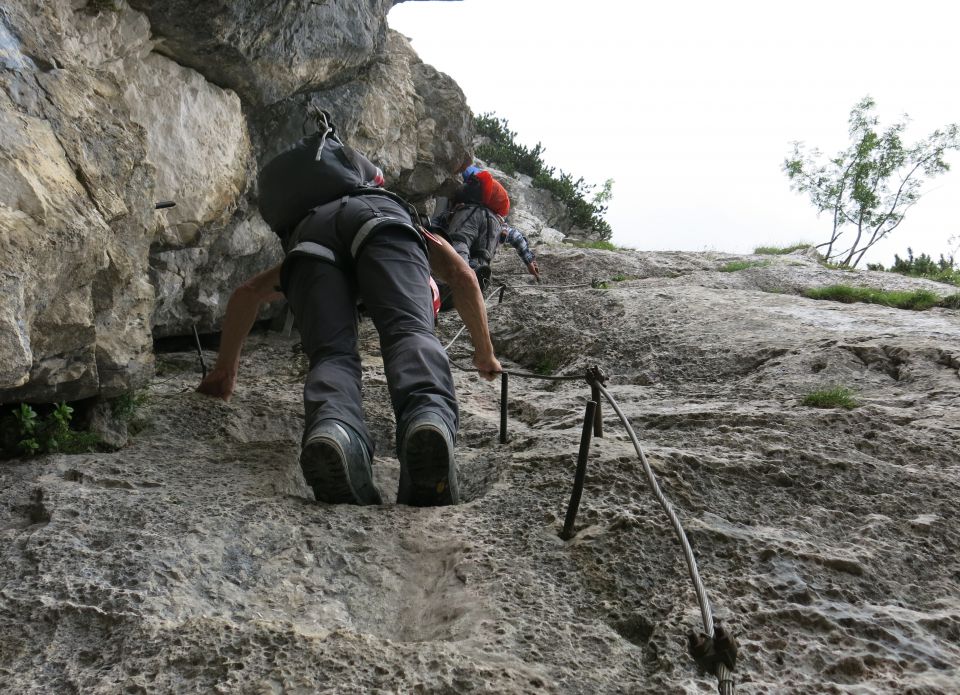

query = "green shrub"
[[804, 285, 940, 310], [475, 113, 613, 240], [1, 402, 101, 458], [802, 387, 860, 410], [754, 243, 813, 255], [882, 248, 960, 286]]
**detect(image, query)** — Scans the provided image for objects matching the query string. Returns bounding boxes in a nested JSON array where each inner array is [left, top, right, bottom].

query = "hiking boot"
[[397, 413, 459, 507], [300, 420, 382, 505]]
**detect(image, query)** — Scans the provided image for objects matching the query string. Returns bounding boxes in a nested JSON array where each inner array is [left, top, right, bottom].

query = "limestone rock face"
[[255, 30, 472, 202], [2, 250, 958, 692], [113, 47, 281, 337], [126, 0, 395, 107], [0, 0, 473, 400], [0, 3, 155, 403]]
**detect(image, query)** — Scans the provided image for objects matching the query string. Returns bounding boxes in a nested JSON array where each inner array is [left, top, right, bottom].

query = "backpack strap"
[[308, 107, 340, 161], [337, 192, 425, 261]]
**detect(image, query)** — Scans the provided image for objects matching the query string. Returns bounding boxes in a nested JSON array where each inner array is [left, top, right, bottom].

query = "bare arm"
[[425, 232, 501, 380], [197, 264, 284, 400]]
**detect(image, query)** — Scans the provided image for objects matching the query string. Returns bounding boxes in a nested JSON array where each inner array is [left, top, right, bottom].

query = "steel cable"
[[443, 274, 734, 693], [595, 383, 713, 631], [596, 382, 735, 693]]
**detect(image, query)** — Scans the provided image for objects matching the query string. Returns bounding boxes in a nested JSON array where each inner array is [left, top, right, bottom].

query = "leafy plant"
[[754, 243, 813, 255], [784, 96, 959, 268], [804, 285, 941, 310], [1, 402, 101, 458], [475, 113, 614, 240], [802, 387, 860, 410], [11, 404, 40, 455]]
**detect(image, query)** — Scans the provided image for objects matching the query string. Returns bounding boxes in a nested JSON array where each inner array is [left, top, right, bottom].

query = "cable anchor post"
[[584, 365, 606, 438], [687, 622, 738, 694], [560, 398, 598, 540], [499, 371, 509, 444]]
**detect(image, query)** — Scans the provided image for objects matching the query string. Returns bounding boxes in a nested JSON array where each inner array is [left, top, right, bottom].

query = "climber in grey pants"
[[284, 225, 457, 455], [281, 192, 501, 507]]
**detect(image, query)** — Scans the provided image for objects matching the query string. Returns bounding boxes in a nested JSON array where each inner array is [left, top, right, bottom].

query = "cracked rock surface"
[[0, 0, 472, 399], [2, 249, 959, 693]]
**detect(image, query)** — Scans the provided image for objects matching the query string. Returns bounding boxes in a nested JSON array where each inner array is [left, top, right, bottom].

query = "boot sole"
[[301, 436, 381, 506], [399, 424, 458, 507]]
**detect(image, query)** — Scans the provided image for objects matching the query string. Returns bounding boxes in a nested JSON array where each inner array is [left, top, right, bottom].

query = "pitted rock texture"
[[2, 249, 958, 693]]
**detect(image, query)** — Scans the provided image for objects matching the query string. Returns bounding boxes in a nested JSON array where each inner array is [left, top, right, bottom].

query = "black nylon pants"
[[284, 226, 458, 456]]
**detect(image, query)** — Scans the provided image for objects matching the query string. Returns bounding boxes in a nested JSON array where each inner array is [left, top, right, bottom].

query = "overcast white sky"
[[389, 0, 960, 265]]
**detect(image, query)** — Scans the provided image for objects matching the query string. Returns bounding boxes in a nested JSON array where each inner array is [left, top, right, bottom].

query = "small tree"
[[784, 97, 959, 267]]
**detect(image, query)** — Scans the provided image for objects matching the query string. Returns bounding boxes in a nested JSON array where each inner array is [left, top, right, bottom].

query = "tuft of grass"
[[528, 344, 570, 376], [802, 387, 860, 410], [534, 356, 560, 375], [720, 260, 769, 273], [568, 240, 618, 251], [822, 261, 856, 271], [111, 391, 146, 422], [754, 243, 813, 255], [804, 285, 941, 310], [85, 0, 119, 14], [940, 293, 960, 309]]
